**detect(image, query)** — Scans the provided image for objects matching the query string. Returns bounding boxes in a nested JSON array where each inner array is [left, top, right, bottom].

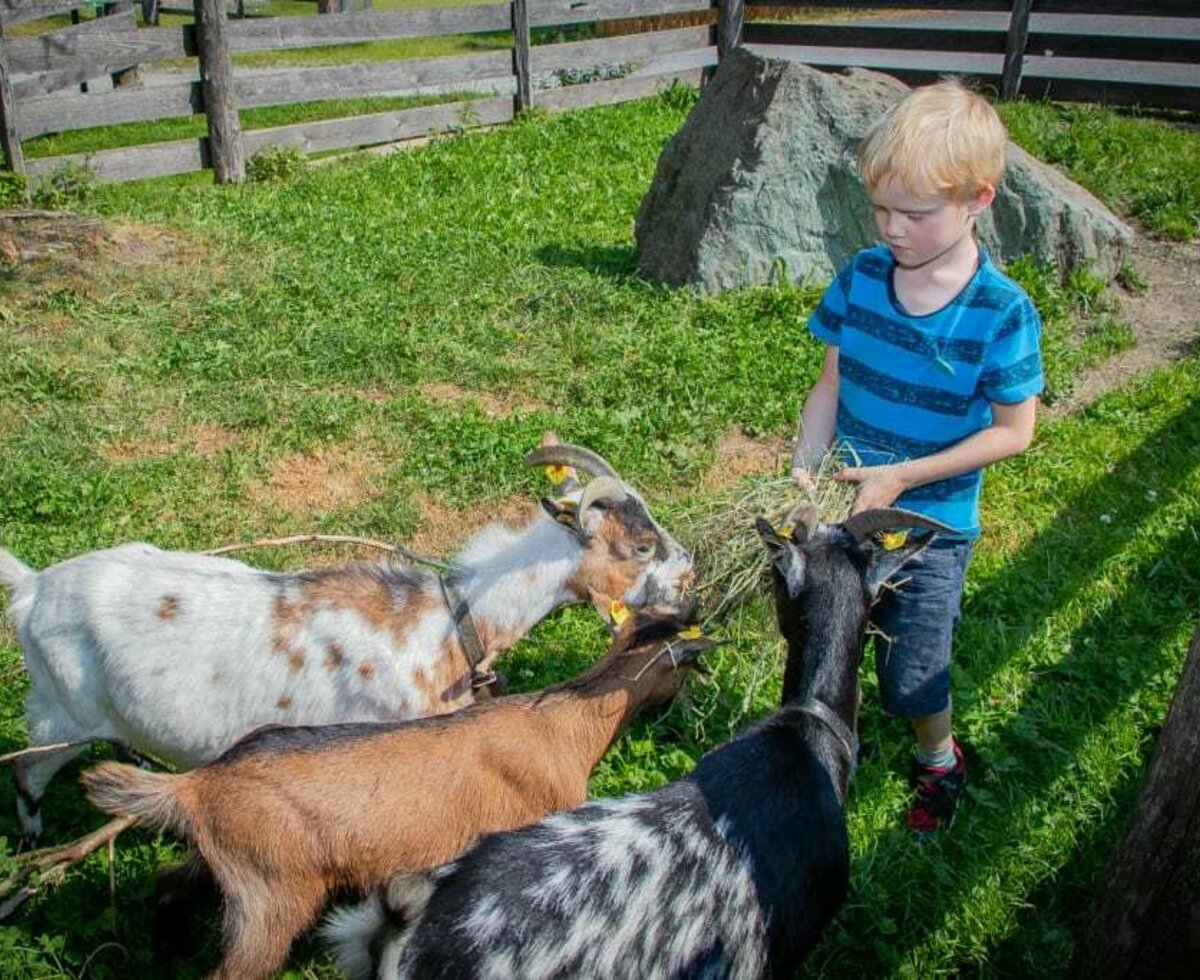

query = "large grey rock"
[[635, 48, 1133, 291]]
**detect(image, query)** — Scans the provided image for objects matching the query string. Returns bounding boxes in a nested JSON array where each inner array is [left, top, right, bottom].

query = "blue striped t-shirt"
[[809, 245, 1044, 538]]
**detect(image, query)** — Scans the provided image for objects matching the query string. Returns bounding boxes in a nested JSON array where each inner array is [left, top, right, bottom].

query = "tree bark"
[[1071, 618, 1200, 979]]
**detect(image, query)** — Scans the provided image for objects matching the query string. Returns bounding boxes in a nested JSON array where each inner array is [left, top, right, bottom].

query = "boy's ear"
[[966, 183, 996, 215]]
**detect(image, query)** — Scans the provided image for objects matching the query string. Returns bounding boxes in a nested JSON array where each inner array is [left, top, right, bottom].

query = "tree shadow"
[[805, 390, 1200, 974]]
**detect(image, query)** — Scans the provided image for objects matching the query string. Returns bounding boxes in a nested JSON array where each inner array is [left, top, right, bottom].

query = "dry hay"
[[678, 449, 858, 622]]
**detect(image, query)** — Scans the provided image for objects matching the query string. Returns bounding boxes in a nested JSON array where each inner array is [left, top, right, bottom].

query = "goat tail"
[[81, 762, 193, 839], [322, 872, 435, 980], [0, 548, 33, 590]]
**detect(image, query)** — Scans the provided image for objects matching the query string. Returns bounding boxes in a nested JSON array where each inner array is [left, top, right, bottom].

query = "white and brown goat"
[[0, 440, 693, 842], [82, 608, 716, 980]]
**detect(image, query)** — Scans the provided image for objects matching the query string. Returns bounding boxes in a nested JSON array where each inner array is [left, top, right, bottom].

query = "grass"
[[0, 90, 1197, 978]]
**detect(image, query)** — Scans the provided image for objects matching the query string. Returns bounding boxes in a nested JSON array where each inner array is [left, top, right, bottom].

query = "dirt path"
[[1050, 230, 1200, 416]]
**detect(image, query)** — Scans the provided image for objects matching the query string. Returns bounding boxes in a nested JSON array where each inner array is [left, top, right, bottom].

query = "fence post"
[[194, 0, 245, 182], [0, 8, 24, 177], [105, 3, 142, 88], [512, 0, 531, 114], [1000, 0, 1032, 101], [716, 0, 744, 60]]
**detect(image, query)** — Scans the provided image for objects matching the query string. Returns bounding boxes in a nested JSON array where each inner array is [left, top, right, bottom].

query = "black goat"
[[325, 505, 951, 980]]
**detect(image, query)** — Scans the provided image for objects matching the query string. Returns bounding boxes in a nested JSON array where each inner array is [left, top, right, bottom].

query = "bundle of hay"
[[677, 451, 858, 621]]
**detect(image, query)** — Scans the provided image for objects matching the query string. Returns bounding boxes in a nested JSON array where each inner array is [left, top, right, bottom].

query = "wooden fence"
[[0, 1, 1196, 186], [740, 1, 1200, 110], [0, 0, 720, 183]]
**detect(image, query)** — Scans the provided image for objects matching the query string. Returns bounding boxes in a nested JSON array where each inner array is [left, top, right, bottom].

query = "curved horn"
[[523, 444, 620, 480], [842, 508, 957, 543], [578, 476, 628, 521]]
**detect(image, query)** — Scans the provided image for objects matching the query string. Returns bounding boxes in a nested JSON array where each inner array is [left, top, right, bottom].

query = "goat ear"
[[673, 635, 722, 671], [756, 518, 806, 598], [541, 497, 587, 540], [862, 531, 934, 599], [755, 516, 789, 551]]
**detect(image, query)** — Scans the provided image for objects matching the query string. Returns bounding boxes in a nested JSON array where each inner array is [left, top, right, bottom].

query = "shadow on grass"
[[534, 243, 638, 281], [808, 391, 1200, 974]]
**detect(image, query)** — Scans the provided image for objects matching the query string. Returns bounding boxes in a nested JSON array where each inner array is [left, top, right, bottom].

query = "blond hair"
[[857, 80, 1007, 201]]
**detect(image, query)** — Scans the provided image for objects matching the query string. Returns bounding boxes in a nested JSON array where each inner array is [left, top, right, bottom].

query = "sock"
[[916, 742, 957, 771]]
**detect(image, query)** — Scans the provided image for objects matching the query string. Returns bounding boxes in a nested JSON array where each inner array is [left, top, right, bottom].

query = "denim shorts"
[[867, 537, 973, 719]]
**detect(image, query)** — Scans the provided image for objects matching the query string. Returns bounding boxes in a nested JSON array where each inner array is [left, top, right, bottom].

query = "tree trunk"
[[1071, 618, 1200, 978], [317, 0, 339, 13]]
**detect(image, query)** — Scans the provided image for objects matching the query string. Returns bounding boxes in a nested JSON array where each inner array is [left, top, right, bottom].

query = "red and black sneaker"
[[907, 739, 967, 837]]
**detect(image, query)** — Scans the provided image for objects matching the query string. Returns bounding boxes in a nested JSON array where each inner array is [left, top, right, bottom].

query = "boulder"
[[635, 48, 1133, 292]]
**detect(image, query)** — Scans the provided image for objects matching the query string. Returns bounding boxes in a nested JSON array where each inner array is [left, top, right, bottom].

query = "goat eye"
[[633, 542, 655, 560]]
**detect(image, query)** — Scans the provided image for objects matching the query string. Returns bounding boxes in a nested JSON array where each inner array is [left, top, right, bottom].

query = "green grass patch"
[[0, 93, 1197, 978], [1000, 101, 1200, 240]]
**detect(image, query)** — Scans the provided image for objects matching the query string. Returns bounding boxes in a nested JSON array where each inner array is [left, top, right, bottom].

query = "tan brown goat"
[[83, 610, 715, 980]]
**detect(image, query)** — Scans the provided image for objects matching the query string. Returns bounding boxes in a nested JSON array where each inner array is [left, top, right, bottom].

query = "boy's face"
[[869, 175, 995, 270]]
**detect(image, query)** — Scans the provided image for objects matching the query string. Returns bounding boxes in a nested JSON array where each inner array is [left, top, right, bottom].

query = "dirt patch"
[[700, 427, 791, 491], [0, 210, 224, 336], [1050, 231, 1200, 416], [252, 445, 384, 518], [407, 493, 536, 557], [418, 381, 547, 419], [105, 420, 240, 463]]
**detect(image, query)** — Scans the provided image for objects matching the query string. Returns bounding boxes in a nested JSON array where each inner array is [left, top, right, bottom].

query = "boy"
[[791, 80, 1043, 835]]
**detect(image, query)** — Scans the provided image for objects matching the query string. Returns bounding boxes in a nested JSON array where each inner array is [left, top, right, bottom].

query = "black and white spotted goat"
[[325, 504, 952, 979]]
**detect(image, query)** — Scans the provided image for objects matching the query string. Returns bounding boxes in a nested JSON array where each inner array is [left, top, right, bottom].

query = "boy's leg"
[[870, 538, 973, 834]]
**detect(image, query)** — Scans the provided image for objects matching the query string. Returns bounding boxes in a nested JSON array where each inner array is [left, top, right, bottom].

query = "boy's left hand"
[[835, 464, 909, 514]]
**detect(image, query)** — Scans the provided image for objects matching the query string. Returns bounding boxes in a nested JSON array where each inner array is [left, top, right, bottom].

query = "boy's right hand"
[[791, 466, 819, 500]]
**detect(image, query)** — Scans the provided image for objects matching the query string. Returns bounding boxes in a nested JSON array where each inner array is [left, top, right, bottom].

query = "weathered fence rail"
[[0, 0, 1196, 186], [744, 1, 1200, 110], [2, 0, 714, 183]]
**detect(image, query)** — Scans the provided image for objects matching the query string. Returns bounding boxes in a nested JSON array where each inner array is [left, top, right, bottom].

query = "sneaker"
[[907, 739, 967, 837]]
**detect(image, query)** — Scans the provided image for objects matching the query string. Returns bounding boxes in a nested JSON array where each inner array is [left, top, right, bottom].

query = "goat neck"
[[445, 514, 585, 666], [532, 637, 687, 772], [775, 553, 866, 799]]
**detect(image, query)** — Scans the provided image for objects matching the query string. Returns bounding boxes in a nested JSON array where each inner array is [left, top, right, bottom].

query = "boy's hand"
[[835, 463, 909, 514], [791, 466, 819, 500]]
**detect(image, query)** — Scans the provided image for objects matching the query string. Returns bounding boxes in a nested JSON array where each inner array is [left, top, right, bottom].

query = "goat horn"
[[578, 476, 628, 521], [842, 508, 957, 543], [523, 444, 620, 480]]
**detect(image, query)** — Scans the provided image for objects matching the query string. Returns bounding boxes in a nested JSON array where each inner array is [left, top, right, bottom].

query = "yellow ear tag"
[[610, 599, 630, 626], [545, 464, 570, 485], [677, 625, 704, 640], [779, 525, 795, 540], [879, 530, 909, 551]]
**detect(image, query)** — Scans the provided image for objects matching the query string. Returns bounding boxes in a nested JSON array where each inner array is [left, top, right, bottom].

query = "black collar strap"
[[438, 574, 497, 693], [796, 698, 859, 777]]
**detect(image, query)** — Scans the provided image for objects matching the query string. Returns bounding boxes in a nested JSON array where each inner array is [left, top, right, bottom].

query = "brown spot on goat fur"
[[156, 595, 181, 620], [304, 570, 398, 633], [277, 696, 292, 710], [271, 593, 311, 657], [358, 661, 376, 682], [324, 643, 345, 670], [288, 651, 305, 673]]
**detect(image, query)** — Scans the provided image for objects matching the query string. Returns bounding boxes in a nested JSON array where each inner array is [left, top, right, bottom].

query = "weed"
[[0, 170, 27, 208], [30, 162, 96, 211], [246, 145, 308, 183]]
